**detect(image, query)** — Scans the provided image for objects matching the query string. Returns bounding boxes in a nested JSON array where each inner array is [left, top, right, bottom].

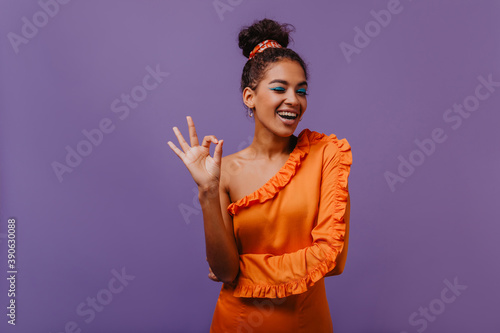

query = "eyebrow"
[[268, 79, 308, 87]]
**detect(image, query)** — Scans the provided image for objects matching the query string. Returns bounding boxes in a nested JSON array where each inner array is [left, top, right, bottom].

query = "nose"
[[284, 90, 299, 106]]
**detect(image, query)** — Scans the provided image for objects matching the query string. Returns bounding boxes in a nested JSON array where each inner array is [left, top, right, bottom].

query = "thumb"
[[213, 139, 223, 165]]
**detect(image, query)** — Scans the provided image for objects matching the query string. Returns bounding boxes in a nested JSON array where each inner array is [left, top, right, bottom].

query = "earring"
[[248, 108, 254, 117]]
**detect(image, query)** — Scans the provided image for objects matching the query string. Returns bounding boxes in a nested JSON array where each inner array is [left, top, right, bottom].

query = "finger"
[[186, 116, 200, 147], [208, 272, 220, 282], [167, 140, 185, 161], [201, 135, 218, 149], [213, 140, 223, 165], [172, 126, 191, 153]]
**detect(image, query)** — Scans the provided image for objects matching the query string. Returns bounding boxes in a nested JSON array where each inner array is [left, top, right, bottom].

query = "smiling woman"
[[244, 60, 308, 129], [167, 18, 352, 333]]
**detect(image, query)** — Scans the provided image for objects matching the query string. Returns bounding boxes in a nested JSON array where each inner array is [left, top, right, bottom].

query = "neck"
[[248, 127, 297, 160]]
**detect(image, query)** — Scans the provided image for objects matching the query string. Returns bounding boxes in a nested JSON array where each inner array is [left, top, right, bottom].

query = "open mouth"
[[276, 111, 298, 120]]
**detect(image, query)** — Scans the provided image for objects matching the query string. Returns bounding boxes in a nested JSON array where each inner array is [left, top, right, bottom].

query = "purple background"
[[1, 1, 499, 332]]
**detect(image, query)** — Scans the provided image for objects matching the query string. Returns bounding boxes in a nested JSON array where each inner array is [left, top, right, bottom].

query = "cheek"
[[265, 96, 282, 110], [268, 94, 283, 104]]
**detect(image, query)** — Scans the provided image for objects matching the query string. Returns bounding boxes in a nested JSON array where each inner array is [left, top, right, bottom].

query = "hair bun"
[[238, 18, 295, 58]]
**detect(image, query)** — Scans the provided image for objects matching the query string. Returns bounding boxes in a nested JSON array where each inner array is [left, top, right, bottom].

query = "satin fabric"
[[209, 128, 352, 333]]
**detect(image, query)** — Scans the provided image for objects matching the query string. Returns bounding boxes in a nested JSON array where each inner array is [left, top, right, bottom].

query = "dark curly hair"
[[237, 18, 309, 117]]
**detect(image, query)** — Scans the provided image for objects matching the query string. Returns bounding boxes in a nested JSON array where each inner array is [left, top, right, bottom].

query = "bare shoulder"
[[220, 153, 237, 190], [222, 148, 249, 168], [221, 149, 250, 191]]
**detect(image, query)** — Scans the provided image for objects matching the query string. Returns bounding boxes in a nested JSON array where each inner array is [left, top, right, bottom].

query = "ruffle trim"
[[230, 131, 352, 298], [227, 128, 313, 217]]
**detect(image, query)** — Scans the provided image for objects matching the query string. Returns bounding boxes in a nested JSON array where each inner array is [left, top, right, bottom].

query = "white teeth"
[[277, 111, 297, 118]]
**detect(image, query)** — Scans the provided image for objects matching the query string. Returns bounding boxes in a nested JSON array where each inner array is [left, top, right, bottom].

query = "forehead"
[[262, 60, 306, 83]]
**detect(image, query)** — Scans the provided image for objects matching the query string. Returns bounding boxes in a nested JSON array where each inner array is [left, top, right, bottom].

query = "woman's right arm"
[[199, 177, 239, 284], [168, 116, 239, 284]]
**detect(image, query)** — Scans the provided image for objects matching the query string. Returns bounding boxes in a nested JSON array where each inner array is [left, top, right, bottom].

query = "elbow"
[[220, 269, 239, 284], [327, 269, 341, 276], [218, 261, 240, 284], [221, 276, 237, 284], [335, 261, 347, 275], [329, 263, 345, 276]]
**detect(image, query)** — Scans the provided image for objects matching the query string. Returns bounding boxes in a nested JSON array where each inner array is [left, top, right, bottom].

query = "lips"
[[276, 109, 300, 125], [276, 109, 300, 116]]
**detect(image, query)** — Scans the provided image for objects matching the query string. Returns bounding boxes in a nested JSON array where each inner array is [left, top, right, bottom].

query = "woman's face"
[[244, 59, 308, 137]]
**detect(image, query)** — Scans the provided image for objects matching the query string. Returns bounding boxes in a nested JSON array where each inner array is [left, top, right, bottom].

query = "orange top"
[[209, 128, 352, 332], [225, 127, 352, 298]]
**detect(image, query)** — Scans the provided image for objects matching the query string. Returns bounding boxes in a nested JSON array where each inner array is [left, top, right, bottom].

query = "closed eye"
[[297, 89, 308, 96], [270, 87, 308, 96]]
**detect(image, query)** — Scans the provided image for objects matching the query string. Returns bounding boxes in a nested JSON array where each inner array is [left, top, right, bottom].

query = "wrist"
[[198, 182, 219, 197]]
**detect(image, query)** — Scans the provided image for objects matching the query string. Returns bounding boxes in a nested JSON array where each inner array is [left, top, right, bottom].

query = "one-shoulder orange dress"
[[209, 128, 352, 333]]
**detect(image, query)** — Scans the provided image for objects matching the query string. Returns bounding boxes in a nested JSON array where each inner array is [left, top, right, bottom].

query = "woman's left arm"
[[325, 190, 349, 276]]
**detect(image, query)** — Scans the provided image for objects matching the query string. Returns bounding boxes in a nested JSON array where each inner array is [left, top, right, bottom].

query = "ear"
[[242, 87, 255, 110]]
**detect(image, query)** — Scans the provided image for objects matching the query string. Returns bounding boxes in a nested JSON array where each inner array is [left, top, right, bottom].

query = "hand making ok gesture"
[[167, 116, 224, 189]]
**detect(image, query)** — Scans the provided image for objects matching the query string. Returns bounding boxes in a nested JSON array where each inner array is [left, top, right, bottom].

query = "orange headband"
[[248, 39, 283, 60]]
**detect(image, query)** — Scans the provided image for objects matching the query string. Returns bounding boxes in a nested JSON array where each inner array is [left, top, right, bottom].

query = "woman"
[[168, 18, 352, 333]]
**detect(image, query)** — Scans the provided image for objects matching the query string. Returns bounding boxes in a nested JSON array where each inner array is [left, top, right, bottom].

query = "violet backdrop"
[[1, 0, 499, 332]]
